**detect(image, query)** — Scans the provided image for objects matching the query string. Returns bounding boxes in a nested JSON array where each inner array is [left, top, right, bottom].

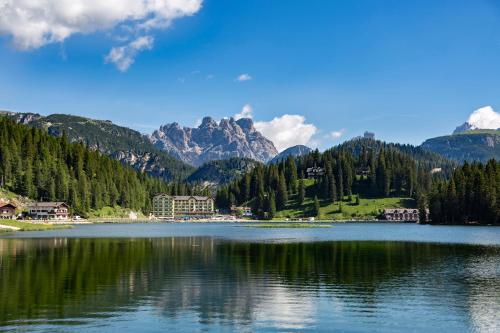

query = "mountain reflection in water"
[[0, 237, 498, 332]]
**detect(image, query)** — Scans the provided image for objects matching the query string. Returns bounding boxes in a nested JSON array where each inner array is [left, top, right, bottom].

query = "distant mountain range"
[[269, 145, 313, 164], [421, 129, 500, 162], [0, 111, 280, 184], [3, 107, 499, 185], [151, 116, 278, 166], [421, 107, 500, 162]]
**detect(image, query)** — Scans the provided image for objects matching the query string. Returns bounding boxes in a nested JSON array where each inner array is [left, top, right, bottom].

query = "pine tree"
[[417, 194, 427, 223], [298, 178, 305, 205], [285, 156, 298, 194], [313, 196, 320, 218], [337, 161, 344, 201], [267, 191, 276, 219], [277, 171, 288, 210]]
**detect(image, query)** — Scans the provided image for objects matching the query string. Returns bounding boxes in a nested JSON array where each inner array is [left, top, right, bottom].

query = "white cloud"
[[105, 35, 154, 72], [328, 129, 346, 140], [0, 0, 202, 70], [255, 114, 317, 152], [466, 106, 500, 130], [236, 73, 252, 82], [234, 104, 254, 120]]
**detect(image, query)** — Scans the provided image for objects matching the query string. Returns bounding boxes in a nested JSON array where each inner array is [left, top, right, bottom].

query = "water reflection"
[[0, 238, 498, 332]]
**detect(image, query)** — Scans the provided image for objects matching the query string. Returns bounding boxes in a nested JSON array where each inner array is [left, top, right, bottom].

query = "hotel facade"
[[152, 194, 215, 219]]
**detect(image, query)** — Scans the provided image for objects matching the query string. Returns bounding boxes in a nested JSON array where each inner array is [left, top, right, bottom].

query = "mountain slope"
[[0, 112, 194, 180], [187, 157, 261, 184], [269, 145, 312, 164], [151, 116, 278, 166], [331, 138, 456, 171], [421, 130, 500, 162], [0, 117, 172, 215]]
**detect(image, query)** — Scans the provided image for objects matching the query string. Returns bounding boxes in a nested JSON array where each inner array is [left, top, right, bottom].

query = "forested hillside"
[[216, 138, 454, 219], [0, 118, 204, 216], [1, 112, 195, 181], [427, 160, 499, 225], [187, 157, 261, 184]]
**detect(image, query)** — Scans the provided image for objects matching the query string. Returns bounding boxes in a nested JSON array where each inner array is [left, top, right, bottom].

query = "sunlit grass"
[[0, 220, 71, 231]]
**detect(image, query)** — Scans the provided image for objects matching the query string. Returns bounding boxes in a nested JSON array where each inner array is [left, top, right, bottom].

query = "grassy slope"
[[87, 206, 146, 219], [0, 188, 32, 211], [0, 220, 71, 231], [274, 179, 415, 221], [455, 129, 500, 135]]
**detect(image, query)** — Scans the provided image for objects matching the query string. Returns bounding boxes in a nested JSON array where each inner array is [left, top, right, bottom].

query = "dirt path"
[[0, 224, 21, 231]]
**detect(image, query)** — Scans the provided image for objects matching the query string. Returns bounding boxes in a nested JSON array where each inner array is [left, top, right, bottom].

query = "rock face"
[[421, 130, 500, 162], [151, 117, 278, 166], [453, 122, 475, 134], [269, 145, 313, 164]]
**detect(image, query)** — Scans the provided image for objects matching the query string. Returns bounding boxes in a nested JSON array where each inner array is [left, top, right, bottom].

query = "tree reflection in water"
[[0, 238, 498, 331]]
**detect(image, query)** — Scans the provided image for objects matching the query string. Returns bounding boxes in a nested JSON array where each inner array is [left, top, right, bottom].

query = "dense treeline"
[[187, 157, 261, 184], [216, 138, 450, 219], [427, 160, 499, 225], [0, 118, 206, 215]]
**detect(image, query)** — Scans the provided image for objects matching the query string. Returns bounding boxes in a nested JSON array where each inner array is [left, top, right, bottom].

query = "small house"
[[0, 203, 16, 220], [230, 205, 253, 217], [306, 166, 325, 179]]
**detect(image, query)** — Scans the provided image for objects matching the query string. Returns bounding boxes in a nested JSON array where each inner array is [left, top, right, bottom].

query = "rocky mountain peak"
[[269, 145, 313, 164], [200, 116, 217, 128], [236, 117, 255, 131], [150, 116, 278, 166], [453, 106, 500, 134]]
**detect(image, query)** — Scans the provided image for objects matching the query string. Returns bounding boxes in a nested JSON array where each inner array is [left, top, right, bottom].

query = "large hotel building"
[[152, 194, 215, 219]]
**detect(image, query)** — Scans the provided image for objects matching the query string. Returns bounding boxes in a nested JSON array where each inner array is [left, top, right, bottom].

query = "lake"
[[0, 223, 499, 332]]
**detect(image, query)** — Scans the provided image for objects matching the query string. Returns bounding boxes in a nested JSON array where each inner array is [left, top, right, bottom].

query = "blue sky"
[[1, 0, 500, 150]]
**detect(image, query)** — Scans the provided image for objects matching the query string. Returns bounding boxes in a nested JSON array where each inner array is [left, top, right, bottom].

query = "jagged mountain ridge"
[[0, 111, 194, 181], [151, 116, 278, 166]]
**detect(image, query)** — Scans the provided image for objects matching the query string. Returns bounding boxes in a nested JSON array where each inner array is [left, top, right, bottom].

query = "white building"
[[29, 202, 69, 220]]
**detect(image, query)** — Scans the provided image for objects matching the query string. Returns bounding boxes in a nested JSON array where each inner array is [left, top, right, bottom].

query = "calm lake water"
[[0, 223, 499, 332]]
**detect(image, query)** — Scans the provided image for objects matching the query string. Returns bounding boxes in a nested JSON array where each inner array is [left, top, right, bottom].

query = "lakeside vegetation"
[[0, 220, 71, 231], [86, 206, 145, 219], [427, 159, 499, 225]]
